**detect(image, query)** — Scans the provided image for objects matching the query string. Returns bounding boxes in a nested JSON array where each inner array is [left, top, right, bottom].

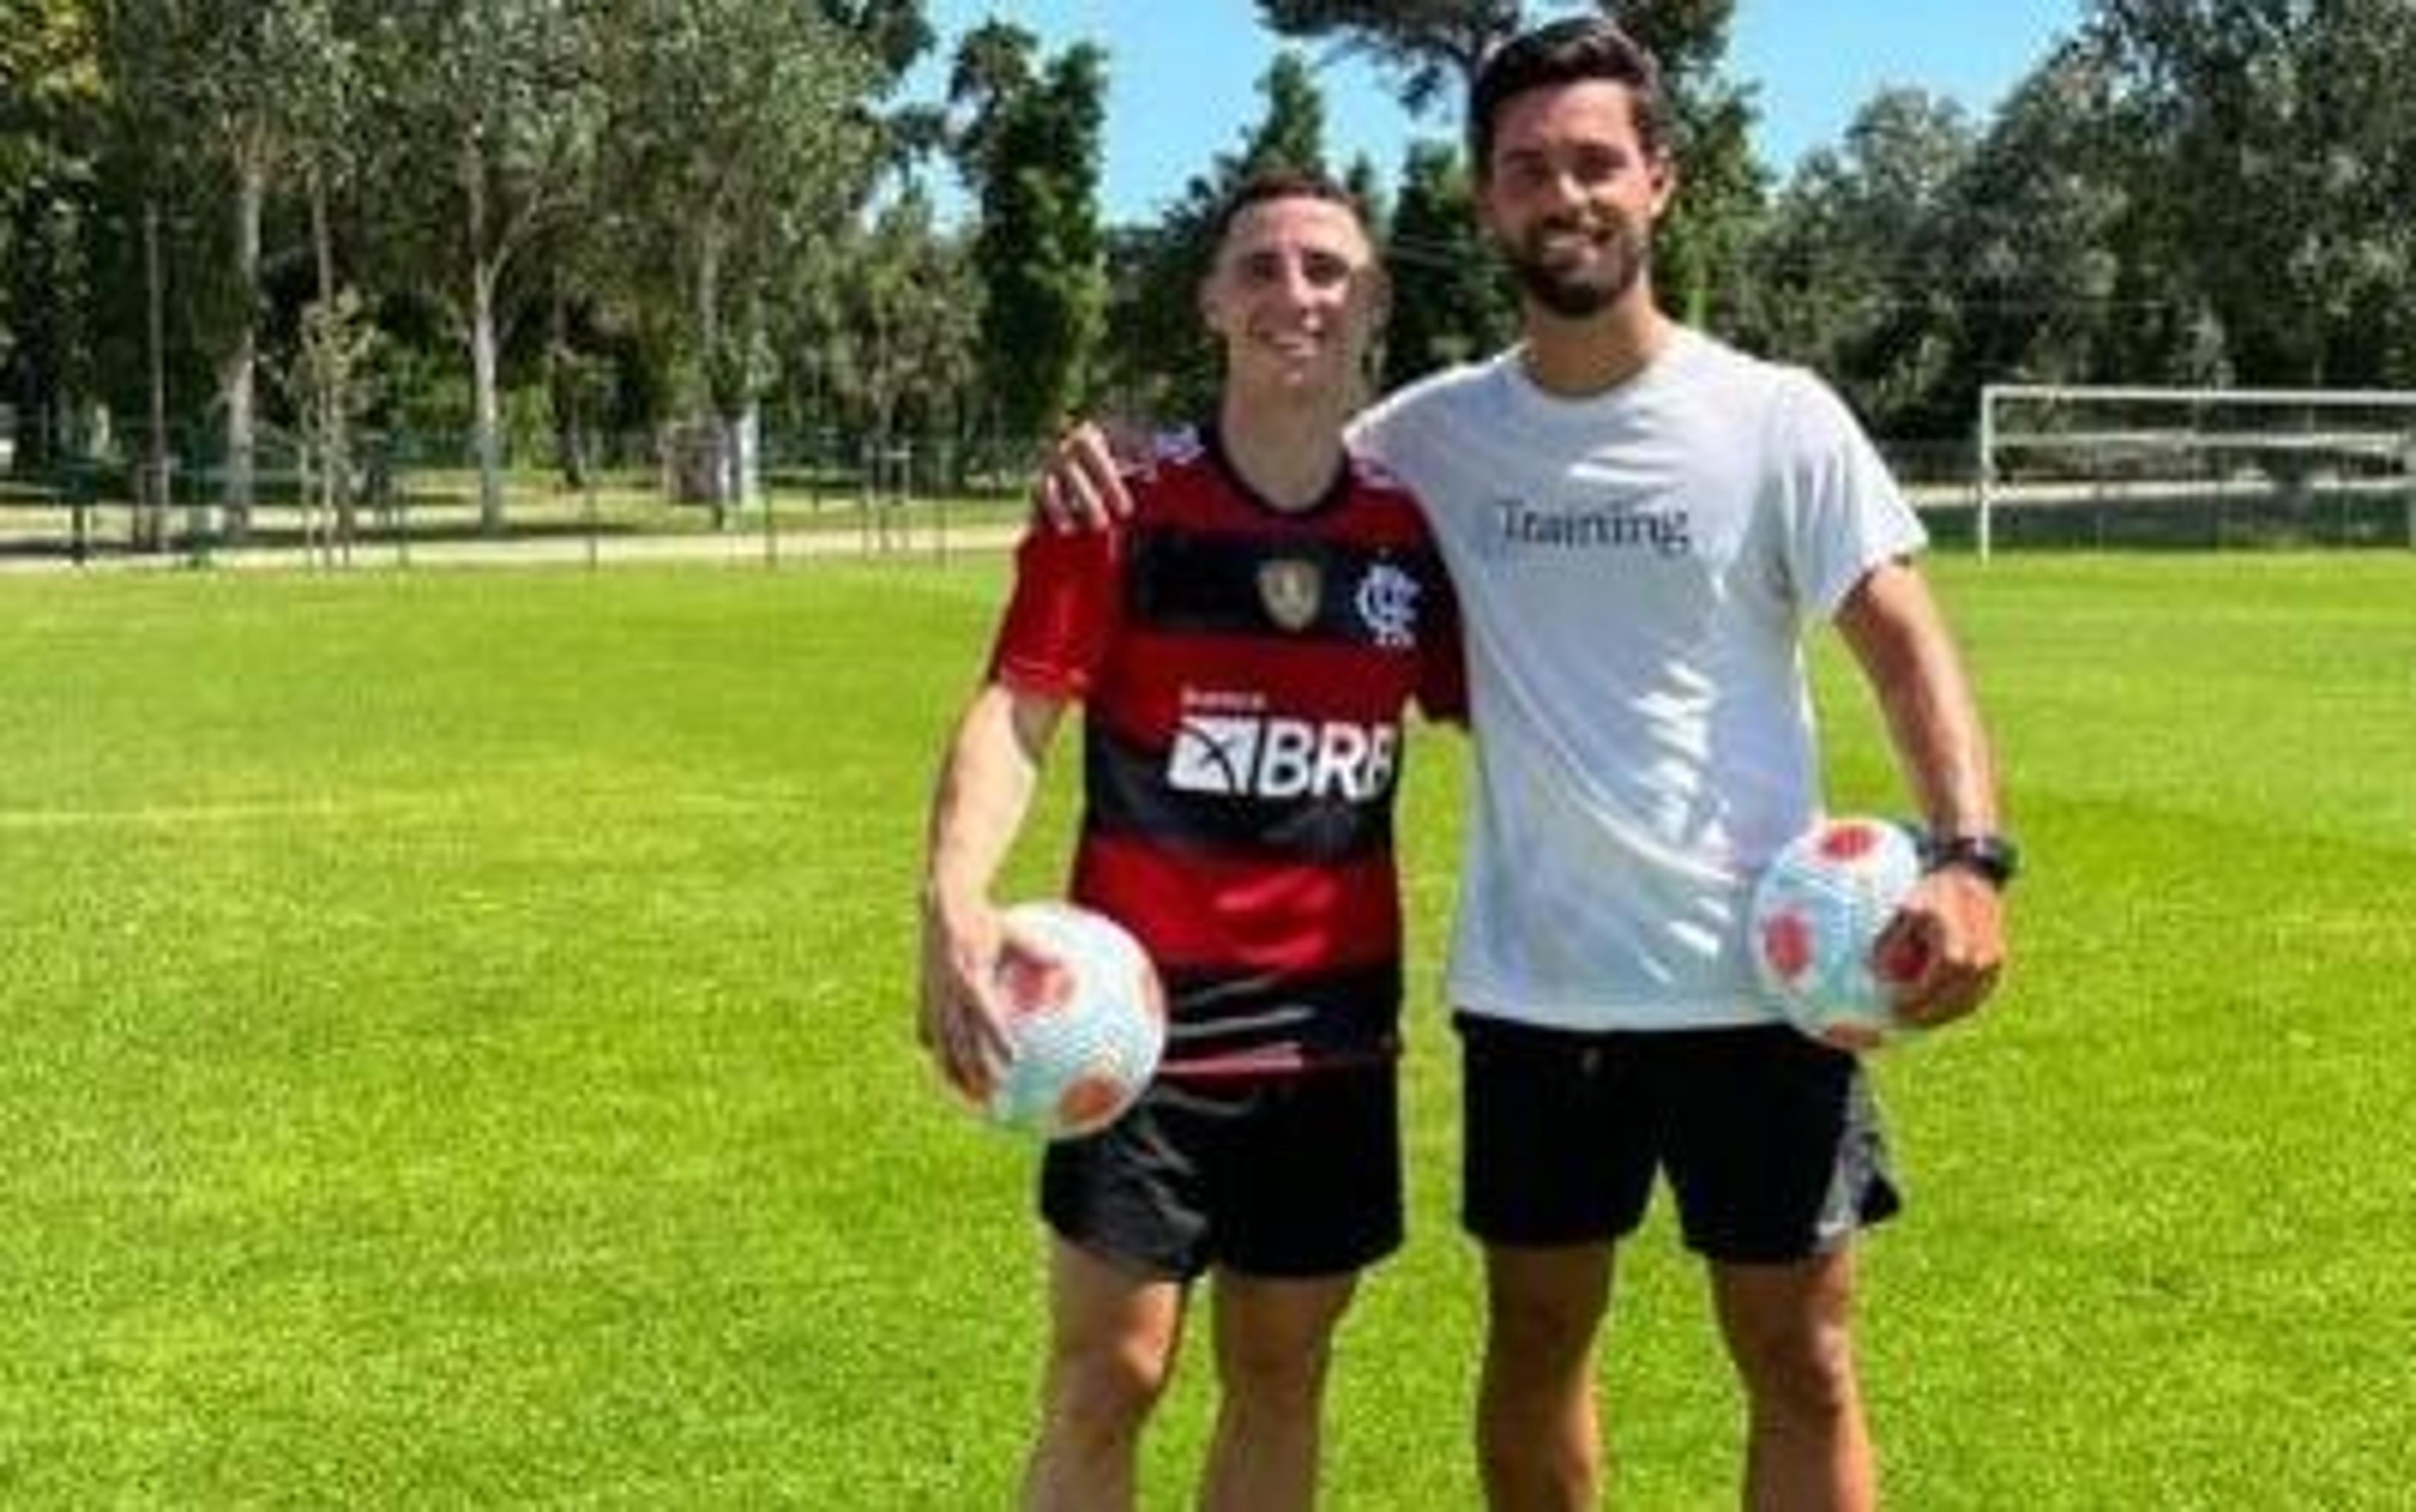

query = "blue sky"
[[906, 1, 2087, 222]]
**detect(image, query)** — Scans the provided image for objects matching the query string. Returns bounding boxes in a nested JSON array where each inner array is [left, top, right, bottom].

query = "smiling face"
[[1477, 79, 1674, 321], [1199, 193, 1384, 403]]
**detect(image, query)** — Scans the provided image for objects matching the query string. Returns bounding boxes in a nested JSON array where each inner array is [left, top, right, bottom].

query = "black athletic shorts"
[[1039, 1063, 1401, 1282], [1457, 1016, 1901, 1263]]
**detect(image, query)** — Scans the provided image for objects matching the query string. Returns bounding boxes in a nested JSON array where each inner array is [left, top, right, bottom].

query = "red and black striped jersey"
[[988, 424, 1465, 1078]]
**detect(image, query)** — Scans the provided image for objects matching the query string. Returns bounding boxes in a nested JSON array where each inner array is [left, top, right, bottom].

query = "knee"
[[1045, 1335, 1175, 1442], [1486, 1282, 1604, 1386], [1492, 1290, 1592, 1353], [1215, 1323, 1336, 1413], [1733, 1316, 1860, 1425]]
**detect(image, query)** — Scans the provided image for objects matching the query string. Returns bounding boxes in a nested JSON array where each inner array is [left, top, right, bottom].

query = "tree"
[[1613, 0, 1762, 325], [152, 0, 354, 539], [0, 2, 96, 208], [1923, 43, 2179, 408], [804, 188, 978, 466], [2084, 0, 2416, 386], [1744, 88, 1975, 434], [279, 0, 369, 542], [281, 285, 378, 560], [375, 0, 609, 534], [2, 0, 104, 477], [1241, 50, 1329, 176], [818, 0, 930, 81], [966, 39, 1109, 444], [1259, 0, 1524, 116], [595, 0, 886, 522], [944, 20, 1037, 191], [1342, 153, 1387, 231], [1383, 139, 1514, 389], [88, 0, 180, 542]]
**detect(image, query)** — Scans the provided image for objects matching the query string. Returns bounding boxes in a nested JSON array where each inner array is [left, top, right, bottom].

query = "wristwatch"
[[1926, 832, 2021, 891]]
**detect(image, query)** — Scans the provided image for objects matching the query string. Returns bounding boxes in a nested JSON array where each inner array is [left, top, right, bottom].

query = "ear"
[[1646, 153, 1679, 223]]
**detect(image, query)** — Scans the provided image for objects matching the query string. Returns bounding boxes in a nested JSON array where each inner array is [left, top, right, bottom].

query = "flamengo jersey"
[[989, 425, 1464, 1078]]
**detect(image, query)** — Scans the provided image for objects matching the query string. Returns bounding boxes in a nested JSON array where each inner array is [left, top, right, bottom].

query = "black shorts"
[[1457, 1016, 1901, 1263], [1039, 1064, 1401, 1282]]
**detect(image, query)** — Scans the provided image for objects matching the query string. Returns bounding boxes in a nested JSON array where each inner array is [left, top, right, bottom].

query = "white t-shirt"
[[1349, 327, 1927, 1031]]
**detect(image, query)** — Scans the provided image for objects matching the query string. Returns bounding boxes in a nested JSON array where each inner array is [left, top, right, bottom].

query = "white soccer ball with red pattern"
[[986, 902, 1168, 1140], [1747, 816, 1928, 1051]]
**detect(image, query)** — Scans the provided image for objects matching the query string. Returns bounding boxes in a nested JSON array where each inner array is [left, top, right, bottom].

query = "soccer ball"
[[984, 901, 1167, 1140], [1747, 816, 1928, 1051]]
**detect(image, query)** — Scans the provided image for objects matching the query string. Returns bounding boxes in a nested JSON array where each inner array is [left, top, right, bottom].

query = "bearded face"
[[1477, 81, 1674, 323], [1499, 206, 1654, 320]]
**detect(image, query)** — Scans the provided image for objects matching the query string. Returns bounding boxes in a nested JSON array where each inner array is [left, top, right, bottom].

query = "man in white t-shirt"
[[1039, 18, 2011, 1510]]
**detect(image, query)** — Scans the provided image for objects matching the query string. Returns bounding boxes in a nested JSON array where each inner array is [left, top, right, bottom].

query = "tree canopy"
[[966, 35, 1108, 442], [5, 0, 2412, 514]]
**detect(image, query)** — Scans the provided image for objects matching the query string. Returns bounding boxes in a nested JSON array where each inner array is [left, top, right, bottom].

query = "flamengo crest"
[[1355, 563, 1419, 649]]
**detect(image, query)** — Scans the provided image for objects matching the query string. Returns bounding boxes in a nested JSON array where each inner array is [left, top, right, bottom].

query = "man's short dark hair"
[[1209, 167, 1370, 254], [1467, 17, 1672, 177]]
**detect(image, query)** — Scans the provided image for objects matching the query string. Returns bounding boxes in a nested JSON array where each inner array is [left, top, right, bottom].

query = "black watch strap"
[[1927, 832, 2020, 890]]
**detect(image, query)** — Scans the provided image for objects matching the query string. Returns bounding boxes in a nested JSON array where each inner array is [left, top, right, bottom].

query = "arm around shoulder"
[[1033, 420, 1143, 531]]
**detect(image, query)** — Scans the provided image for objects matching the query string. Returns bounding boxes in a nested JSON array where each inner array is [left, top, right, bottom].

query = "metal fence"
[[4, 416, 2407, 569], [0, 424, 1034, 570]]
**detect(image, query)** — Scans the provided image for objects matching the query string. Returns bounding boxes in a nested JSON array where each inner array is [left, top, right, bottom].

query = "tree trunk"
[[142, 198, 172, 552], [222, 150, 263, 542], [696, 230, 729, 530], [310, 164, 353, 550], [466, 138, 505, 535], [547, 293, 587, 491], [473, 264, 503, 535], [737, 289, 764, 508]]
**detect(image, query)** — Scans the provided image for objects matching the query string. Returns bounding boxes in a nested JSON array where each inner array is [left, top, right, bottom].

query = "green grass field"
[[0, 553, 2410, 1506]]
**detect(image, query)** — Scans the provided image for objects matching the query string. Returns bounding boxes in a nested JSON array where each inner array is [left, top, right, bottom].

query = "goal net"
[[1974, 384, 2416, 558]]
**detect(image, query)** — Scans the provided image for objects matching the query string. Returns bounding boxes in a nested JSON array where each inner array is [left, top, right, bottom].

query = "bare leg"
[[1477, 1243, 1615, 1512], [1709, 1248, 1874, 1512], [1022, 1239, 1187, 1512], [1195, 1269, 1359, 1512]]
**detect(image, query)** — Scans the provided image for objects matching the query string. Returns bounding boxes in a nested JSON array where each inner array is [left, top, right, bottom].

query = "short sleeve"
[[1774, 374, 1929, 619], [987, 514, 1122, 700]]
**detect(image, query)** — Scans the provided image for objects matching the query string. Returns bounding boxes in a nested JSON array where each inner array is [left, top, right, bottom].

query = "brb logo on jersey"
[[1167, 691, 1401, 804]]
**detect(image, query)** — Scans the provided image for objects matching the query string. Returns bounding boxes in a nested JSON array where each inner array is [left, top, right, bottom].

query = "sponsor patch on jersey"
[[1166, 709, 1401, 802], [1256, 557, 1323, 632]]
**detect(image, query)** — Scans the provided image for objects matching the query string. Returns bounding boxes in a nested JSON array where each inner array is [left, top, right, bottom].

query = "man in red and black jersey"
[[919, 172, 1463, 1511]]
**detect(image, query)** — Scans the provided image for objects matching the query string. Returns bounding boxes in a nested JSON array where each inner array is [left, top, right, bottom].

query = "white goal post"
[[1975, 383, 2416, 559]]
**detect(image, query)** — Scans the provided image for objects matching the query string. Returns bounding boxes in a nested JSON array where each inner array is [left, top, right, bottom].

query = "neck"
[[1518, 285, 1675, 398], [1216, 388, 1349, 512]]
